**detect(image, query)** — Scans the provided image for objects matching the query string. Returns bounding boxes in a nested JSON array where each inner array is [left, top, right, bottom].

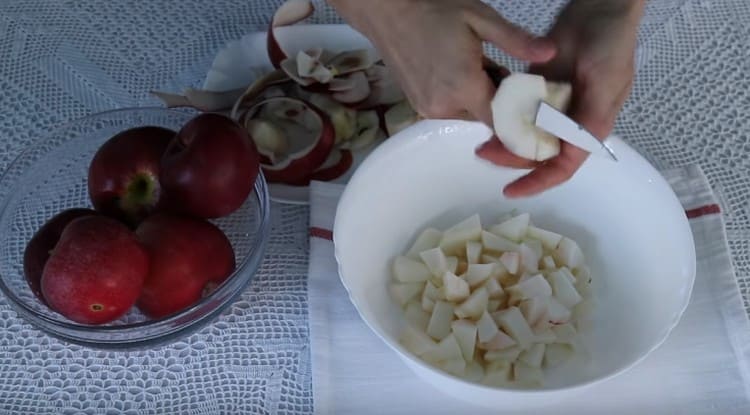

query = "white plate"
[[333, 120, 696, 408], [203, 24, 381, 205]]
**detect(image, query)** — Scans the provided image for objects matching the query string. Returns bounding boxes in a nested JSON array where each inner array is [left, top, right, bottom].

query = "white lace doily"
[[0, 0, 748, 413]]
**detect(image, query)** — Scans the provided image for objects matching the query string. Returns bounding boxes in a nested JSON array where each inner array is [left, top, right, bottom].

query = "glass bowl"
[[0, 107, 271, 349]]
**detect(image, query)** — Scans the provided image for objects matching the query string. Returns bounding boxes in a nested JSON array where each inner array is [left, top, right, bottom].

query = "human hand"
[[328, 0, 555, 126], [476, 0, 646, 197]]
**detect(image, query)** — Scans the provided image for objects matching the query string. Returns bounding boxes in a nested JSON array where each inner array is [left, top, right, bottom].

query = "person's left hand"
[[476, 0, 645, 198]]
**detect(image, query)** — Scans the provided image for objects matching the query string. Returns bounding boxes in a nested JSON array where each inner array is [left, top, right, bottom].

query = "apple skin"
[[23, 208, 98, 305], [41, 216, 149, 324], [88, 126, 175, 226], [159, 113, 259, 219], [135, 213, 236, 319]]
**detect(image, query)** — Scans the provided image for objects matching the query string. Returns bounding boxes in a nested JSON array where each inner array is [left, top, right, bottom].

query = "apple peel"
[[267, 0, 315, 68]]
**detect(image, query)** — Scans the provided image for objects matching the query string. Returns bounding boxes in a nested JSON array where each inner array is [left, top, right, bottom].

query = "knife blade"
[[534, 101, 618, 161]]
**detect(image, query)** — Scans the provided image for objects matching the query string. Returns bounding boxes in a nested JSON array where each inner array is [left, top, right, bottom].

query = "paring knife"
[[534, 101, 618, 161]]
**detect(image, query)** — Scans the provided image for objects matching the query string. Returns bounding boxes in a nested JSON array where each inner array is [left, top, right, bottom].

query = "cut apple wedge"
[[544, 343, 573, 368], [393, 256, 432, 283], [420, 247, 448, 278], [482, 231, 519, 254], [549, 269, 583, 309], [439, 214, 482, 255], [499, 252, 520, 275], [491, 73, 572, 161], [399, 325, 436, 356], [527, 225, 563, 250], [466, 241, 483, 264], [405, 301, 431, 330], [483, 277, 504, 299], [477, 310, 500, 343], [519, 297, 547, 327], [519, 343, 545, 368], [507, 274, 552, 302], [389, 282, 424, 306], [490, 213, 530, 242], [443, 271, 470, 302], [423, 333, 463, 363], [513, 361, 544, 386], [446, 256, 459, 275], [485, 346, 521, 362], [494, 307, 535, 350], [454, 287, 489, 320], [451, 319, 478, 362], [464, 263, 494, 288], [479, 330, 517, 351], [556, 237, 585, 270], [407, 228, 443, 259], [465, 360, 485, 383], [427, 301, 455, 340]]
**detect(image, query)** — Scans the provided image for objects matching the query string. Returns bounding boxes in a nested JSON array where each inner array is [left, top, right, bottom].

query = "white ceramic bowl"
[[333, 120, 696, 408]]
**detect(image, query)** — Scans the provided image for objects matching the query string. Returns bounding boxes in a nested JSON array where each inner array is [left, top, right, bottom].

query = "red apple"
[[160, 113, 259, 219], [88, 126, 174, 225], [41, 216, 149, 324], [135, 213, 236, 318], [23, 208, 98, 304]]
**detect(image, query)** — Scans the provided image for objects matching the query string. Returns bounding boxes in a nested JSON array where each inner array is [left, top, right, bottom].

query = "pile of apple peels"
[[153, 0, 421, 186], [391, 212, 594, 387], [24, 114, 260, 325]]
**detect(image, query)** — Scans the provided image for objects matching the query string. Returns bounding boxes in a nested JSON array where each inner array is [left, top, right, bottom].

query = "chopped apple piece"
[[489, 213, 530, 242], [541, 256, 556, 270], [479, 330, 517, 351], [477, 310, 500, 343], [573, 300, 595, 332], [426, 301, 455, 340], [456, 260, 468, 275], [420, 247, 448, 278], [519, 343, 545, 368], [399, 325, 436, 356], [454, 287, 489, 320], [513, 361, 543, 386], [487, 299, 502, 312], [559, 266, 577, 284], [556, 237, 584, 270], [544, 296, 572, 325], [485, 346, 521, 362], [549, 269, 583, 309], [482, 360, 512, 386], [406, 228, 443, 259], [494, 307, 535, 350], [519, 297, 547, 327], [481, 254, 500, 264], [534, 328, 557, 344], [507, 274, 552, 302], [500, 252, 520, 275], [451, 319, 478, 362], [465, 360, 485, 382], [543, 343, 573, 368], [443, 271, 470, 302], [446, 256, 459, 274], [393, 256, 432, 283], [423, 333, 463, 363], [518, 241, 541, 273], [439, 214, 482, 255], [439, 359, 467, 377], [422, 296, 435, 313], [466, 241, 483, 264], [405, 301, 430, 330], [464, 263, 494, 288], [423, 281, 440, 300], [527, 225, 563, 250], [481, 231, 519, 253], [551, 323, 577, 343], [389, 282, 424, 306], [484, 277, 504, 299]]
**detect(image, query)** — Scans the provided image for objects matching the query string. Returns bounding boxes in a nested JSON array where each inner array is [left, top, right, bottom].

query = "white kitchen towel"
[[308, 165, 750, 415]]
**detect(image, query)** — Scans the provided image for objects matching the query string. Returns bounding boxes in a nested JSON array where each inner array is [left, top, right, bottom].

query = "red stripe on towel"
[[685, 204, 721, 219], [310, 227, 333, 241]]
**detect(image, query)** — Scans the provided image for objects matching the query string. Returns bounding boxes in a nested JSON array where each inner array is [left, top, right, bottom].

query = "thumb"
[[467, 4, 556, 63]]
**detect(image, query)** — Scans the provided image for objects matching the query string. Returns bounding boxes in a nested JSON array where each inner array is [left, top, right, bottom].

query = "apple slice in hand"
[[490, 73, 572, 161]]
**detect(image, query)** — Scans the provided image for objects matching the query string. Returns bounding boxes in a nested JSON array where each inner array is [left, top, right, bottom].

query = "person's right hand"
[[328, 0, 556, 127]]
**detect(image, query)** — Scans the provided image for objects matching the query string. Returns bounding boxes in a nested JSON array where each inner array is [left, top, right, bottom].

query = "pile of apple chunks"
[[389, 212, 594, 387]]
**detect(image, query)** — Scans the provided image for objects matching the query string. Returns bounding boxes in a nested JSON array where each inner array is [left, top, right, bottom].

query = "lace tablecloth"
[[0, 1, 748, 413]]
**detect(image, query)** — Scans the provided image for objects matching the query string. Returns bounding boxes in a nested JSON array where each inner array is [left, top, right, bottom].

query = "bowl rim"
[[0, 106, 272, 348], [332, 119, 697, 394]]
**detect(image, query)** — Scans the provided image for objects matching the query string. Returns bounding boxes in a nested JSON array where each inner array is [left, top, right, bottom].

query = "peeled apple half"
[[491, 73, 572, 161]]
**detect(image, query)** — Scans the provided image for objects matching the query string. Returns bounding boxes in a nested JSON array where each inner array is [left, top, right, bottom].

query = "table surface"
[[0, 0, 748, 413]]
